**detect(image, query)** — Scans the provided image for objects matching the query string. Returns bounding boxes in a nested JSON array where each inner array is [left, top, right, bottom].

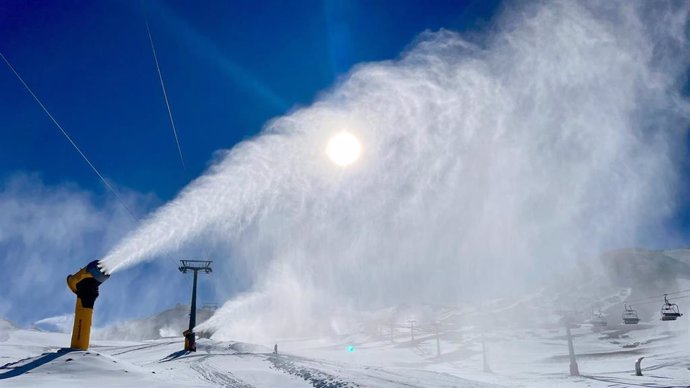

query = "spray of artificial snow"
[[100, 1, 690, 341]]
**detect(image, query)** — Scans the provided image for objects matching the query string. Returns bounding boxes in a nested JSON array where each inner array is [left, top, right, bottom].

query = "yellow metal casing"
[[66, 265, 95, 293], [66, 260, 109, 350], [70, 297, 94, 350]]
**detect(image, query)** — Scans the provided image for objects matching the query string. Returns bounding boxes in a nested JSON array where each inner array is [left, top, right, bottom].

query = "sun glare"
[[326, 131, 362, 167]]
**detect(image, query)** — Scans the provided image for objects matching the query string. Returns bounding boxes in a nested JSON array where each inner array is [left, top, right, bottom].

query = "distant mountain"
[[661, 248, 690, 266], [94, 304, 216, 341], [0, 317, 16, 331], [32, 314, 74, 333], [600, 248, 690, 290]]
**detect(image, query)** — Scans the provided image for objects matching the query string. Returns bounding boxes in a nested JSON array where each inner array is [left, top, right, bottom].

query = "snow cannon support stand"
[[66, 260, 109, 350]]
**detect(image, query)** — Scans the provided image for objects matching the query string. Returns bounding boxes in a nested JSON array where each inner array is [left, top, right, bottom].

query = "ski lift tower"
[[179, 260, 212, 351], [559, 311, 580, 376]]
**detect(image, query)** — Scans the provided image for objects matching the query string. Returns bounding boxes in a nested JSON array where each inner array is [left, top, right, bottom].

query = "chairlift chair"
[[660, 294, 683, 321], [590, 310, 607, 326], [622, 304, 640, 325]]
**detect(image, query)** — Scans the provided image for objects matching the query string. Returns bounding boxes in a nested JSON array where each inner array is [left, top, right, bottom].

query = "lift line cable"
[[665, 288, 690, 296], [622, 294, 690, 307], [620, 295, 669, 305], [624, 288, 690, 305], [553, 288, 690, 318], [144, 15, 186, 170], [574, 291, 690, 313], [574, 290, 690, 313], [624, 295, 665, 304], [0, 50, 138, 221]]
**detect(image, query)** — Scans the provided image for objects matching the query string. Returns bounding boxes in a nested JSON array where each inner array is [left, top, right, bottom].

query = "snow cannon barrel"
[[66, 260, 109, 350]]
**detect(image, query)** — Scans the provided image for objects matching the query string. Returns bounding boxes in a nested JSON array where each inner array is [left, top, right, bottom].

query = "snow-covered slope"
[[2, 313, 689, 387], [662, 248, 690, 266], [4, 248, 690, 387]]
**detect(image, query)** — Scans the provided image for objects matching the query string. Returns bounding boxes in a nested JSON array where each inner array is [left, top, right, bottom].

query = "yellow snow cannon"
[[66, 260, 109, 350]]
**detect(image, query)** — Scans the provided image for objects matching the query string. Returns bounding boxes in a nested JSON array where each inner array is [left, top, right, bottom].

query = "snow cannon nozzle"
[[66, 260, 110, 350], [66, 260, 109, 293]]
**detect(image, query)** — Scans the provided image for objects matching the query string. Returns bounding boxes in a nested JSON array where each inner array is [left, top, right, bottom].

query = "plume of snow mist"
[[101, 1, 690, 341]]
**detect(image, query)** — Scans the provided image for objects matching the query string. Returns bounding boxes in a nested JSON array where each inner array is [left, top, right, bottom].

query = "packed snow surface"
[[2, 315, 689, 387]]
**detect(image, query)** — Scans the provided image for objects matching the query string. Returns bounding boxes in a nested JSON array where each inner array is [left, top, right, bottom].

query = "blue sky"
[[0, 0, 502, 326], [0, 0, 499, 200], [1, 1, 689, 330]]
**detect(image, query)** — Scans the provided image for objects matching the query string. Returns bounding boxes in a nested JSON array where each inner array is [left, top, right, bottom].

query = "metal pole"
[[435, 322, 441, 357], [566, 325, 579, 376], [482, 332, 491, 373], [178, 260, 212, 352], [189, 269, 198, 331]]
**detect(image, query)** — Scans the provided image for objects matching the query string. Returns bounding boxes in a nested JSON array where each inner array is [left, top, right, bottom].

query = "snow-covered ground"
[[4, 248, 690, 387], [2, 314, 689, 387]]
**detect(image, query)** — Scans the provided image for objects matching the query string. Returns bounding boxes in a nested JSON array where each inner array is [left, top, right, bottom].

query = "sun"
[[326, 131, 362, 167]]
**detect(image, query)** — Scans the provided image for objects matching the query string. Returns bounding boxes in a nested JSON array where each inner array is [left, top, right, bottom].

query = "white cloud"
[[0, 173, 159, 326]]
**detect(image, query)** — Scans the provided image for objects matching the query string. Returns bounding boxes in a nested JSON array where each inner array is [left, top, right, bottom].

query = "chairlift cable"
[[0, 50, 138, 222], [623, 288, 690, 304], [665, 294, 690, 300], [616, 294, 690, 307], [665, 288, 690, 296], [144, 13, 186, 170]]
